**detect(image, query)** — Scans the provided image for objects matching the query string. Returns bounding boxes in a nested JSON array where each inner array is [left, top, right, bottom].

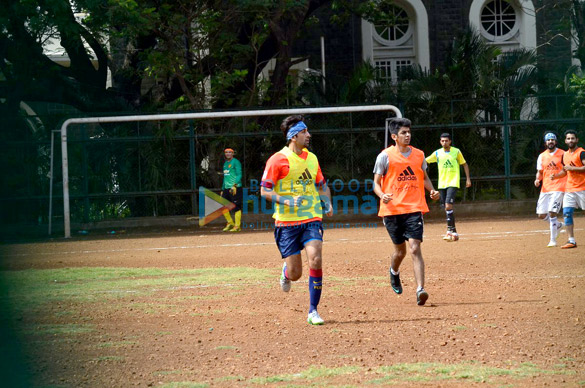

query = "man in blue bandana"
[[260, 115, 333, 325]]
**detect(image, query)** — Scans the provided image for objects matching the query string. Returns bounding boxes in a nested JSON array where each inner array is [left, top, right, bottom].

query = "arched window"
[[362, 0, 430, 83], [480, 0, 519, 42], [373, 5, 412, 45], [469, 0, 536, 50]]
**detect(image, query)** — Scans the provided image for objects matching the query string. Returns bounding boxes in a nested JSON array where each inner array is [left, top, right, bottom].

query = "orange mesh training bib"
[[378, 146, 429, 216]]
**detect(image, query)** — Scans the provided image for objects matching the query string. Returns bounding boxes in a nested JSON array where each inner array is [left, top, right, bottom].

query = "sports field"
[[0, 216, 584, 387]]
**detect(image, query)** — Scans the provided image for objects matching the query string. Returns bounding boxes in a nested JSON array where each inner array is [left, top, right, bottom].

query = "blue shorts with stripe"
[[274, 221, 324, 258]]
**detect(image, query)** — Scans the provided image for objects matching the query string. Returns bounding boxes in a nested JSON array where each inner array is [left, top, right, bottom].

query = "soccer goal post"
[[56, 105, 402, 238]]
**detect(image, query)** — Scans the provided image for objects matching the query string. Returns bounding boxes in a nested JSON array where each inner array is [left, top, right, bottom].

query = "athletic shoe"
[[547, 241, 557, 248], [416, 289, 429, 306], [307, 310, 324, 325], [442, 232, 452, 241], [450, 232, 459, 241], [561, 241, 577, 249], [390, 271, 403, 294], [229, 226, 241, 232], [222, 224, 233, 232], [280, 263, 291, 292]]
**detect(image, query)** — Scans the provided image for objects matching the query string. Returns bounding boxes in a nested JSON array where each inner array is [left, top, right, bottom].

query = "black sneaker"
[[390, 271, 402, 294], [417, 289, 429, 306]]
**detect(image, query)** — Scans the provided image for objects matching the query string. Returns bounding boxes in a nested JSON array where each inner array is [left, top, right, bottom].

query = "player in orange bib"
[[373, 118, 440, 306], [551, 130, 585, 249], [534, 132, 566, 247], [260, 115, 333, 325]]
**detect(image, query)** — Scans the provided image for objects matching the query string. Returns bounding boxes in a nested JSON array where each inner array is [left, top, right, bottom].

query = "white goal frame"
[[56, 105, 402, 238]]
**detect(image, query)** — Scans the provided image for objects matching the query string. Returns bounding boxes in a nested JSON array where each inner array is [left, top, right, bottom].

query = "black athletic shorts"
[[439, 187, 458, 207], [221, 187, 243, 211], [383, 212, 424, 245]]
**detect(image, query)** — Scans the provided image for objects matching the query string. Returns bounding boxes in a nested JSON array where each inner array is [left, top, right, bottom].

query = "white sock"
[[549, 217, 558, 240], [390, 268, 399, 275], [569, 237, 576, 244], [416, 286, 423, 292]]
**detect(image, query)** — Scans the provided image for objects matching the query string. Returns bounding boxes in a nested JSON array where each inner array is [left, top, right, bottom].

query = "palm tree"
[[397, 28, 537, 124]]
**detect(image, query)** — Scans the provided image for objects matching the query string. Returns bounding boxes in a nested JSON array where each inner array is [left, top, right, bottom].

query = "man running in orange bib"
[[551, 130, 585, 249], [373, 118, 439, 306], [535, 132, 566, 247]]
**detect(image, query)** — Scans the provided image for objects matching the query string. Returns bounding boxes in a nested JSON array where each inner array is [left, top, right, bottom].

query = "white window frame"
[[479, 0, 520, 42], [469, 0, 536, 50], [362, 0, 430, 71]]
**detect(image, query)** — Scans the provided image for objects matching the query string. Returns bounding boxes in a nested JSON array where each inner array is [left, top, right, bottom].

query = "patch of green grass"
[[128, 302, 178, 314], [156, 331, 172, 336], [97, 340, 137, 348], [159, 383, 208, 388], [153, 370, 184, 376], [24, 324, 94, 336], [0, 267, 271, 313], [250, 366, 360, 384], [368, 361, 575, 384], [94, 356, 125, 362], [54, 310, 75, 317], [216, 375, 245, 382], [451, 325, 467, 331], [215, 345, 236, 350]]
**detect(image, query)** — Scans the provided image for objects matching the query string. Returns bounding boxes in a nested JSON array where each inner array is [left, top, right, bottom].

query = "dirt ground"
[[1, 216, 584, 387]]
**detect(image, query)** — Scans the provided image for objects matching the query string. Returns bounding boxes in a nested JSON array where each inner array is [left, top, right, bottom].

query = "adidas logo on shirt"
[[545, 161, 558, 171], [443, 160, 454, 168], [295, 168, 314, 185], [397, 166, 417, 181]]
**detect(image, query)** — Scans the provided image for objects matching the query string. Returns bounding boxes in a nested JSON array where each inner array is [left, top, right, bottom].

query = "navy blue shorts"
[[439, 187, 458, 207], [383, 212, 424, 245], [274, 221, 324, 258]]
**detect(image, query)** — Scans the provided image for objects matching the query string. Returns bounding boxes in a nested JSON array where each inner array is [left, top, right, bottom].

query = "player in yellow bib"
[[260, 115, 333, 325], [426, 133, 471, 241]]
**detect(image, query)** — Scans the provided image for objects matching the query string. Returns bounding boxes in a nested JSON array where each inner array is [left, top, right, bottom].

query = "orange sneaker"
[[561, 241, 577, 249]]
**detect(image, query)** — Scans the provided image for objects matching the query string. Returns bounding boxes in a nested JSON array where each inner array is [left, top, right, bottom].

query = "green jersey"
[[222, 158, 242, 189], [426, 147, 466, 189]]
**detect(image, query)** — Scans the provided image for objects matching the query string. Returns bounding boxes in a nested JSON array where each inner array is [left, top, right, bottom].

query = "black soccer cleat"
[[417, 289, 429, 306], [390, 271, 403, 294]]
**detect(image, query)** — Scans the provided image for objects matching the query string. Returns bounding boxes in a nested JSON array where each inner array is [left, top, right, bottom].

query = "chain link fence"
[[1, 97, 584, 237]]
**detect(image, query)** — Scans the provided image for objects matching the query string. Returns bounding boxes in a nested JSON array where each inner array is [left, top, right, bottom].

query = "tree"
[[0, 0, 336, 117], [397, 28, 537, 124]]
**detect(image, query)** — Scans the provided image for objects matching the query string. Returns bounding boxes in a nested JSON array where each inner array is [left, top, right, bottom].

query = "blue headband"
[[286, 121, 307, 140], [544, 133, 556, 141]]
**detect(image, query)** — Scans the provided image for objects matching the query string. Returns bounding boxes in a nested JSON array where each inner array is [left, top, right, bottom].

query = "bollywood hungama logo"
[[198, 179, 381, 227], [198, 187, 235, 226]]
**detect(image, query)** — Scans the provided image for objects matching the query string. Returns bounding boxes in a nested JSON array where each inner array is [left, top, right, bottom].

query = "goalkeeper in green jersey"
[[221, 148, 243, 232]]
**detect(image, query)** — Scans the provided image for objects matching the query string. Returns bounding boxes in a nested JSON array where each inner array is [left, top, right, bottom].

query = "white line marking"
[[3, 227, 582, 258]]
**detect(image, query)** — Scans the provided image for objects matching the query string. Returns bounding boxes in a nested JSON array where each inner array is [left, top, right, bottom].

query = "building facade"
[[294, 0, 572, 86]]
